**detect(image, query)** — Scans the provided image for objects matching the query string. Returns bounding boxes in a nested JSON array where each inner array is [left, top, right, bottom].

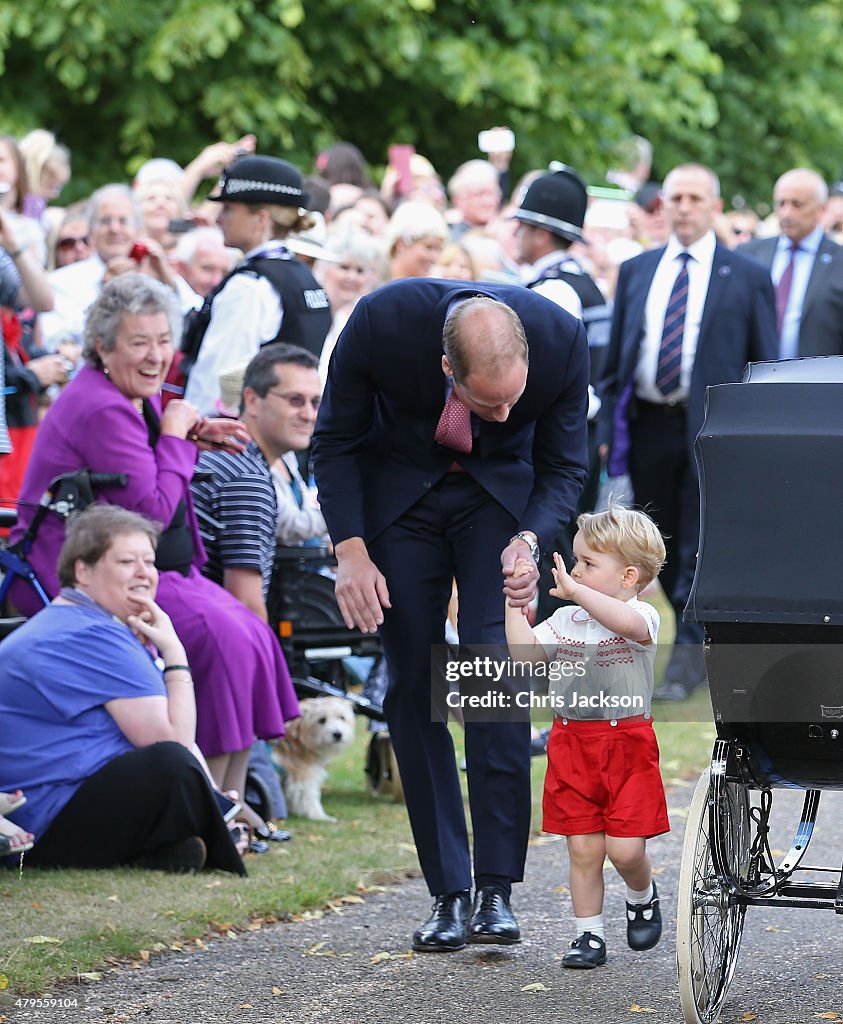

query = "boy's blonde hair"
[[576, 505, 666, 588]]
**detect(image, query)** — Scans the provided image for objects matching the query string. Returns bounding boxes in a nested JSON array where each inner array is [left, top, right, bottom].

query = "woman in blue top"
[[0, 504, 244, 874]]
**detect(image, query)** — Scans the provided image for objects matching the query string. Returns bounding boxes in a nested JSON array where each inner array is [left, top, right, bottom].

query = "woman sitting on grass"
[[0, 505, 245, 875]]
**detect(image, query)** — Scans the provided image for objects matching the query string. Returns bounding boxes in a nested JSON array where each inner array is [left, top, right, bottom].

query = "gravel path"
[[5, 785, 843, 1024]]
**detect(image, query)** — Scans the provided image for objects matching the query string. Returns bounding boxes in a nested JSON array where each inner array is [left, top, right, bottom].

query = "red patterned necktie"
[[434, 389, 473, 454]]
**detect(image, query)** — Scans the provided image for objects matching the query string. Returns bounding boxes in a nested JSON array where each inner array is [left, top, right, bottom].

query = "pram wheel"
[[677, 768, 749, 1024]]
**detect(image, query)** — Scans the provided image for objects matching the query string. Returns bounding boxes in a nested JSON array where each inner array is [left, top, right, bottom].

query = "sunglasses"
[[57, 235, 90, 250], [267, 389, 321, 411]]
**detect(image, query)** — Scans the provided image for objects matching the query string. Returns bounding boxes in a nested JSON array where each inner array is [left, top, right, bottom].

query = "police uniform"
[[184, 156, 331, 415]]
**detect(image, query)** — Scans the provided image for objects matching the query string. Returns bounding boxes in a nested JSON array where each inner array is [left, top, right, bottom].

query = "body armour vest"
[[527, 254, 611, 385], [180, 251, 332, 379]]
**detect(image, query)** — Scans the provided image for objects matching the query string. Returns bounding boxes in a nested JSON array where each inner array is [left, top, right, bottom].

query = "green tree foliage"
[[0, 0, 838, 206]]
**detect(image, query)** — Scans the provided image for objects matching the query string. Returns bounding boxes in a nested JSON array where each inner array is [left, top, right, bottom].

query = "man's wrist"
[[510, 531, 540, 563]]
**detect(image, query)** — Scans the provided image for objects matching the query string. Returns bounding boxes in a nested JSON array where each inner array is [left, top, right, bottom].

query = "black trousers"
[[628, 399, 706, 683], [25, 742, 246, 875], [369, 474, 532, 897]]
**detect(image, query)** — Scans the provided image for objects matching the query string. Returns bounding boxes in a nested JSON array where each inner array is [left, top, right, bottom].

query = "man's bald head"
[[774, 168, 828, 243], [441, 297, 528, 423]]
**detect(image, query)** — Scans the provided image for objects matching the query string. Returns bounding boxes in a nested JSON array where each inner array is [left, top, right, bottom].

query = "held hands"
[[502, 538, 539, 609], [549, 551, 578, 602], [189, 416, 250, 454], [334, 538, 391, 634]]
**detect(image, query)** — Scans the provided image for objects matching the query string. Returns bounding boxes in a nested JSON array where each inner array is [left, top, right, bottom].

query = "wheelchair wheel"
[[365, 733, 404, 804], [677, 768, 749, 1024]]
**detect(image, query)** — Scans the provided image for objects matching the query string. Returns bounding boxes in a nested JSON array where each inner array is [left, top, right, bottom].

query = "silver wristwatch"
[[510, 531, 540, 564]]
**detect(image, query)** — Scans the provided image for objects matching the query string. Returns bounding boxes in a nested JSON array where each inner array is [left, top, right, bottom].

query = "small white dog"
[[271, 697, 356, 821]]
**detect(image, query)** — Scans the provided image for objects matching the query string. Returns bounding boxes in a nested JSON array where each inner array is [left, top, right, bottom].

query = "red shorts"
[[542, 715, 670, 839]]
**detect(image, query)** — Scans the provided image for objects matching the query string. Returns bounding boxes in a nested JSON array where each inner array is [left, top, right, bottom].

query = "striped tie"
[[656, 251, 691, 398]]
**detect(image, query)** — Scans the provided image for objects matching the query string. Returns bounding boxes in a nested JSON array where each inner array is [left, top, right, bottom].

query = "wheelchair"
[[256, 545, 402, 799], [677, 356, 843, 1023]]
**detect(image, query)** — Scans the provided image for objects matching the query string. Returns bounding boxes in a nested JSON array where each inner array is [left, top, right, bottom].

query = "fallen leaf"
[[814, 1014, 841, 1020], [31, 901, 41, 910], [629, 1005, 656, 1013], [370, 951, 415, 964], [0, 975, 7, 990], [204, 880, 222, 889], [554, 885, 569, 894], [814, 974, 830, 980], [764, 926, 783, 933], [79, 972, 102, 981], [742, 1013, 757, 1021], [521, 982, 550, 992], [238, 1004, 253, 1010], [271, 986, 285, 996], [106, 895, 120, 902], [139, 950, 150, 962], [23, 935, 62, 944], [339, 894, 364, 905]]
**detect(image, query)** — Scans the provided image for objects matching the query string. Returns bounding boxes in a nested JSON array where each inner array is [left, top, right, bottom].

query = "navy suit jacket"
[[598, 241, 778, 470], [739, 233, 843, 356], [312, 278, 590, 549]]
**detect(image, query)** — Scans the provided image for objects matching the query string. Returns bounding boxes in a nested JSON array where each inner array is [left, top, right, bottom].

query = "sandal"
[[0, 818, 34, 857], [0, 790, 26, 816], [254, 822, 292, 843]]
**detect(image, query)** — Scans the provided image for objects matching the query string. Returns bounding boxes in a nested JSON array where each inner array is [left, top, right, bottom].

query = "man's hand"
[[334, 537, 391, 634], [501, 537, 539, 609]]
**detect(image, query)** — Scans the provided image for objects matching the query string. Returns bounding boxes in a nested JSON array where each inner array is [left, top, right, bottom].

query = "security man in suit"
[[739, 168, 843, 359], [599, 163, 777, 701], [312, 279, 589, 952]]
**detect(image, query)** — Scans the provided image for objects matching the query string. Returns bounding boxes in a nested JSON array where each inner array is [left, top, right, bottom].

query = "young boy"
[[505, 506, 668, 968]]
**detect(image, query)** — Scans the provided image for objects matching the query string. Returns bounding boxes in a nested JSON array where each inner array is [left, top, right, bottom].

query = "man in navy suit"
[[739, 168, 843, 359], [312, 280, 589, 951], [598, 163, 777, 701]]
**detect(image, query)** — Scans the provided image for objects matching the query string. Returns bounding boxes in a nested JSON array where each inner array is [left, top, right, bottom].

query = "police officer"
[[512, 168, 611, 619], [184, 155, 331, 415]]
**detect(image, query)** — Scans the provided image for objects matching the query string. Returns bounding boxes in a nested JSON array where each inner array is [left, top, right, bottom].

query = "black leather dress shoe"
[[412, 891, 471, 952], [626, 881, 662, 950], [467, 886, 521, 944], [561, 932, 607, 968]]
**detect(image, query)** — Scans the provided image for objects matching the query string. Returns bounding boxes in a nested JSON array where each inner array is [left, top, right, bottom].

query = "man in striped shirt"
[[191, 343, 321, 621]]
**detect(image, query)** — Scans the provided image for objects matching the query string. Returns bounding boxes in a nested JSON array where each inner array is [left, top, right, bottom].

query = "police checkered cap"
[[512, 168, 588, 242], [209, 155, 310, 208]]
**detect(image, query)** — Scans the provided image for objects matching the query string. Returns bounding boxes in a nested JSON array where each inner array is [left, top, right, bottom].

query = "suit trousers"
[[368, 472, 532, 896], [627, 400, 706, 683]]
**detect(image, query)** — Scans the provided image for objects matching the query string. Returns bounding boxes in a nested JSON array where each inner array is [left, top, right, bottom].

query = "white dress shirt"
[[522, 251, 584, 318], [184, 241, 286, 415], [634, 230, 716, 403], [773, 224, 823, 360]]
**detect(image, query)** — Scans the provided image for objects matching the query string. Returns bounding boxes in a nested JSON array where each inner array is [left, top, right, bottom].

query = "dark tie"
[[434, 388, 473, 453], [656, 252, 691, 398], [775, 242, 799, 335]]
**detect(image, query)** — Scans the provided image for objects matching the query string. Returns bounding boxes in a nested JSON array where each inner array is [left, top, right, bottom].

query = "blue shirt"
[[0, 603, 166, 839]]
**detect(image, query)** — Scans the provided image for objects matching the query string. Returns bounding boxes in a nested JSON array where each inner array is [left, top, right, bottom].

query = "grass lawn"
[[0, 585, 715, 999]]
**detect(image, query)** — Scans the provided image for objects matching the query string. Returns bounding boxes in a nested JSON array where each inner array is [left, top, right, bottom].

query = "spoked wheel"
[[677, 768, 750, 1024]]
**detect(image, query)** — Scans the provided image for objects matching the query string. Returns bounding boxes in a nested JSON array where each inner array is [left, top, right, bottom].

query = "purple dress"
[[10, 365, 299, 757]]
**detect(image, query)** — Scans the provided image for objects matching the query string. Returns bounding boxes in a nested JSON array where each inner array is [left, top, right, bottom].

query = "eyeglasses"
[[57, 235, 89, 250], [266, 389, 321, 411]]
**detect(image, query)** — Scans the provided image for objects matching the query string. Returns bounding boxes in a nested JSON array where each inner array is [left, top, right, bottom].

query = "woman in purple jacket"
[[10, 273, 299, 829]]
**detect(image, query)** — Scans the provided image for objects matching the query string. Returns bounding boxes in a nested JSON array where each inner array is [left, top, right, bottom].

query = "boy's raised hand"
[[549, 551, 578, 601]]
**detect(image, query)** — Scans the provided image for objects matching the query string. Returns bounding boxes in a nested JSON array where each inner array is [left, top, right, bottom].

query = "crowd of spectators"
[[2, 120, 842, 870]]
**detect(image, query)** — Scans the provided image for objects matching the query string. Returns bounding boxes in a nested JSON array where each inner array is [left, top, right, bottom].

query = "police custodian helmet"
[[512, 166, 588, 243], [209, 155, 310, 208]]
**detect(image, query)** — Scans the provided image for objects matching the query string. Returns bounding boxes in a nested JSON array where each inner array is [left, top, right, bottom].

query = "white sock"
[[575, 914, 604, 940], [626, 883, 654, 905]]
